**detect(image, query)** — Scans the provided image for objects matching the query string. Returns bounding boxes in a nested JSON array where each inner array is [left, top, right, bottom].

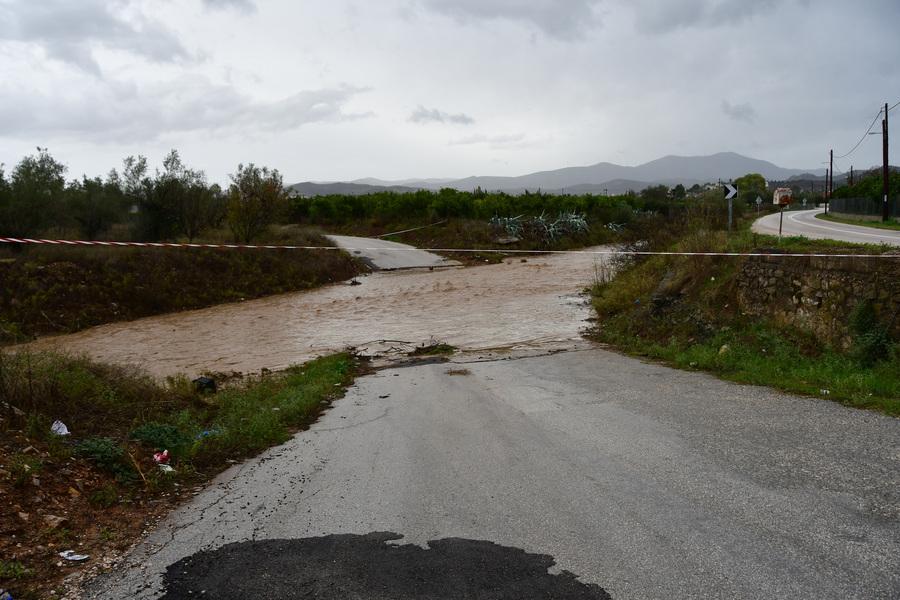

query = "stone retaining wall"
[[736, 250, 900, 348]]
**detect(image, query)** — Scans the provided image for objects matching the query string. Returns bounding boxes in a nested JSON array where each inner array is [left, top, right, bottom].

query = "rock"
[[43, 515, 70, 529], [18, 512, 30, 521], [719, 344, 730, 355]]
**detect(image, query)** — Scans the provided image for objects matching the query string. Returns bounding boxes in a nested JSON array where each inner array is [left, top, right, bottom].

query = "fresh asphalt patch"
[[159, 532, 611, 599]]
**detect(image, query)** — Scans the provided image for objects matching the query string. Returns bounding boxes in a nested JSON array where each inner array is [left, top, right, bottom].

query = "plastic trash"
[[153, 450, 170, 464], [0, 588, 13, 600], [193, 377, 216, 394], [158, 464, 176, 474], [51, 421, 70, 436], [59, 550, 90, 562]]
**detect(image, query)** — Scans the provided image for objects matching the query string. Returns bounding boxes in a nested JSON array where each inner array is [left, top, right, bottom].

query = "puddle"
[[31, 249, 608, 378]]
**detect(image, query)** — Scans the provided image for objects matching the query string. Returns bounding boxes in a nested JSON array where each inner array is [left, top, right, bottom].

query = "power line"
[[834, 108, 884, 160]]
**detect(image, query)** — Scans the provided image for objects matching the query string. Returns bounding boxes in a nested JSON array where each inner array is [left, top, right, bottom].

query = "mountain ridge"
[[289, 152, 828, 196]]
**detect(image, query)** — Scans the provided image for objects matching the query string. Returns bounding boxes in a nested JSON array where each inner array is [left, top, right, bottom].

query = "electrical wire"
[[834, 108, 883, 160]]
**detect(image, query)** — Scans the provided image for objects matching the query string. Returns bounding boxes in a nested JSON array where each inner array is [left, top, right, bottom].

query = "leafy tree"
[[734, 173, 766, 191], [734, 173, 770, 206], [66, 175, 129, 239], [160, 150, 214, 242], [227, 163, 290, 243], [672, 183, 686, 200], [639, 184, 670, 214], [0, 164, 11, 230], [833, 168, 900, 201], [113, 155, 162, 241], [3, 148, 68, 236]]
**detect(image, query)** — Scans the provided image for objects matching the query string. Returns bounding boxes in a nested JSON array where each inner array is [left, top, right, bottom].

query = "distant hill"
[[289, 152, 826, 196], [289, 181, 424, 197]]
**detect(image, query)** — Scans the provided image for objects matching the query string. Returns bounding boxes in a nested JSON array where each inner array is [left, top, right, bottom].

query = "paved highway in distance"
[[752, 208, 900, 246]]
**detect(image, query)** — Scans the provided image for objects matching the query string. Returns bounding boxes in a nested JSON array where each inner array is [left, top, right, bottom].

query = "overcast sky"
[[1, 0, 898, 186]]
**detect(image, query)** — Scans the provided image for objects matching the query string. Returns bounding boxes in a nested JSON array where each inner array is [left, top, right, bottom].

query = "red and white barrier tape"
[[0, 237, 897, 259]]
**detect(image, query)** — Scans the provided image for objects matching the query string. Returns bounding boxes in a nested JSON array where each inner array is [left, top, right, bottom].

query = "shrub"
[[129, 423, 193, 458], [77, 437, 135, 482], [849, 301, 893, 362]]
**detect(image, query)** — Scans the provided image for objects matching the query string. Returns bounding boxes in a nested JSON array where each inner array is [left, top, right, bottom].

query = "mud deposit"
[[32, 250, 605, 378]]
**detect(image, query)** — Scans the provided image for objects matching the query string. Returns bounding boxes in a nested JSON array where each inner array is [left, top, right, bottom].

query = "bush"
[[129, 423, 194, 458], [77, 437, 135, 482], [849, 301, 893, 362]]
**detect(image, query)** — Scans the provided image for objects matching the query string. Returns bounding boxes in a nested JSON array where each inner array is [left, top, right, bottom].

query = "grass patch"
[[818, 213, 900, 230], [1, 348, 357, 474], [0, 348, 358, 597], [590, 200, 900, 416]]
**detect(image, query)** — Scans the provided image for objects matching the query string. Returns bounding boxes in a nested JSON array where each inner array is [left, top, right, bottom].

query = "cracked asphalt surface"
[[82, 348, 900, 599]]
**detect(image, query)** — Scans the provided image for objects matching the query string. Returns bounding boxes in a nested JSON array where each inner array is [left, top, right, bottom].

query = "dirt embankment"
[[0, 239, 364, 344]]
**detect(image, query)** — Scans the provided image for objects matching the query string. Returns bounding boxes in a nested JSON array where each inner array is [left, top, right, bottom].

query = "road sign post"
[[724, 184, 738, 232], [756, 196, 762, 216], [773, 188, 794, 244]]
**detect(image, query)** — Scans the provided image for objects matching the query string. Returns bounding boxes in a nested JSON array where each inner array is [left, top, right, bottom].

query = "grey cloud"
[[201, 0, 257, 14], [631, 0, 780, 34], [409, 105, 475, 125], [0, 81, 373, 143], [0, 0, 189, 76], [721, 100, 758, 123], [449, 133, 526, 146], [416, 0, 600, 39]]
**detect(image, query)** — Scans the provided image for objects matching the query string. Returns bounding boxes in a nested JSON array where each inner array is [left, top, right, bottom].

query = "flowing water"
[[31, 250, 607, 379]]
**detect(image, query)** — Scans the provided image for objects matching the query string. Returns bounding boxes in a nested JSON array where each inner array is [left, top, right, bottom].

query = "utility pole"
[[883, 102, 890, 222], [849, 166, 854, 186], [829, 149, 834, 211]]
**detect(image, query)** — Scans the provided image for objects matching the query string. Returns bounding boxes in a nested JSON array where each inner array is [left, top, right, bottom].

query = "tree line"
[[289, 185, 676, 229], [0, 148, 290, 244], [4, 147, 790, 244], [832, 167, 900, 201]]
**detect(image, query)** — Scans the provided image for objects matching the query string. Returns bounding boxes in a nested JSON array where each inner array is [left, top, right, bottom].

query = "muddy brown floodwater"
[[31, 249, 608, 379]]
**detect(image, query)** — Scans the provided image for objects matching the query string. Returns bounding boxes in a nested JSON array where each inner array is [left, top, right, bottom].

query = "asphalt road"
[[326, 235, 462, 270], [83, 349, 900, 600], [752, 208, 900, 246]]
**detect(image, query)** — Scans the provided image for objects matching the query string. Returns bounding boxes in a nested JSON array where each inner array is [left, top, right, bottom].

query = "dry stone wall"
[[737, 250, 900, 348]]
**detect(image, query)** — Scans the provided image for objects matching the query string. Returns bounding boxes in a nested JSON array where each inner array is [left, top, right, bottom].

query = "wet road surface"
[[753, 209, 900, 246], [83, 349, 900, 600]]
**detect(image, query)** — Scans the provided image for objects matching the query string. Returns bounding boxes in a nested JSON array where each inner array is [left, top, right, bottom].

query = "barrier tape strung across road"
[[1, 237, 897, 259]]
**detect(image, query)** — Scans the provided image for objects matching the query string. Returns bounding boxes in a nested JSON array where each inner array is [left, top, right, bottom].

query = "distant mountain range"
[[289, 152, 828, 197]]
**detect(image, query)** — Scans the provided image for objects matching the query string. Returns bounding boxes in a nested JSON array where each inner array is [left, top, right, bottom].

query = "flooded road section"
[[33, 249, 605, 379]]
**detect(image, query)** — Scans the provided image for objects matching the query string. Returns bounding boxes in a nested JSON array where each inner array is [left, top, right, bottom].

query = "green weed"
[[87, 484, 119, 509], [77, 437, 135, 482], [0, 561, 33, 580]]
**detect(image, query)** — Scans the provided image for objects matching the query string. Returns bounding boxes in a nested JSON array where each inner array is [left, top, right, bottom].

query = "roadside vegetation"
[[588, 189, 900, 416], [0, 348, 358, 598], [819, 212, 900, 230], [0, 226, 362, 344], [0, 148, 371, 344]]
